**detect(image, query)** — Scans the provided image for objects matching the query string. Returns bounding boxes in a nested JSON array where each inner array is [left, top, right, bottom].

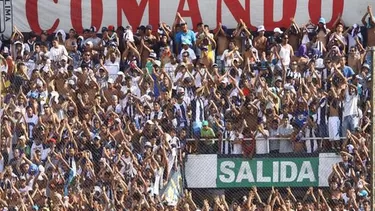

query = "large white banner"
[[185, 153, 341, 188], [11, 0, 375, 34], [0, 0, 13, 39]]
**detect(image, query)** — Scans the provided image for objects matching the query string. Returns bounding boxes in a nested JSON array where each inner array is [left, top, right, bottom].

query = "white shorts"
[[328, 116, 340, 141]]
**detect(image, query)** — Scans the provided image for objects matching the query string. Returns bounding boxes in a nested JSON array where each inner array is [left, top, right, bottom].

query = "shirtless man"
[[199, 46, 214, 68], [362, 5, 375, 47], [253, 25, 267, 56], [214, 23, 230, 59]]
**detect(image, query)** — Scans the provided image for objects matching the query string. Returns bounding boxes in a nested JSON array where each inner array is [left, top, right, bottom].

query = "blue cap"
[[32, 205, 39, 210], [358, 190, 368, 197], [29, 164, 39, 175], [30, 92, 38, 99], [319, 17, 326, 24]]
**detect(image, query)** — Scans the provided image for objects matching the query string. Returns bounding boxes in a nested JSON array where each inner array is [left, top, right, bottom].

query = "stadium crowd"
[[0, 5, 373, 211]]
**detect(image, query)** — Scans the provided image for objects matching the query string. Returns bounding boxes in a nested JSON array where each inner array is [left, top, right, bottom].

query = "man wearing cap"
[[179, 42, 196, 63], [84, 26, 101, 50], [173, 12, 196, 53], [254, 25, 267, 56], [199, 120, 216, 153], [267, 27, 283, 50]]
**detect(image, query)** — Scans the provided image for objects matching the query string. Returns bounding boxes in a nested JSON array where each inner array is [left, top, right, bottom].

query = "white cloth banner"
[[10, 0, 375, 34], [0, 0, 13, 39]]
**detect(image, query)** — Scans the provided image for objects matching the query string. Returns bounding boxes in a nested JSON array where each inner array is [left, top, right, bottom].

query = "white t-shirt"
[[255, 130, 269, 154], [179, 48, 196, 62], [278, 124, 294, 153], [49, 45, 68, 62], [232, 133, 244, 154], [164, 63, 178, 89]]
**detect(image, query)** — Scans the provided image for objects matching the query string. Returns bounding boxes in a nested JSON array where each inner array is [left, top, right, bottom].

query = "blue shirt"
[[294, 110, 308, 128], [342, 66, 355, 78], [175, 30, 196, 52]]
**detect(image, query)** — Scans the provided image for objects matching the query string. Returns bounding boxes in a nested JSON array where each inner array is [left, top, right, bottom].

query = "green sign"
[[217, 157, 319, 188]]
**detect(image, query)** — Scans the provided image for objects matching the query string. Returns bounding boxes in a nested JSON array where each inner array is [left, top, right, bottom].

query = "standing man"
[[362, 5, 375, 47], [173, 13, 196, 54]]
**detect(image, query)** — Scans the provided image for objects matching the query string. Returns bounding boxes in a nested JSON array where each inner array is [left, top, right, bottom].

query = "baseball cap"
[[153, 60, 161, 67], [144, 142, 152, 148], [319, 17, 326, 24], [146, 120, 154, 125], [14, 107, 21, 113], [146, 25, 153, 30], [149, 52, 157, 59], [85, 41, 93, 46], [108, 78, 114, 84], [101, 27, 108, 33], [275, 76, 282, 82], [202, 120, 209, 126], [273, 27, 283, 34], [362, 63, 370, 70], [108, 25, 115, 32], [90, 26, 97, 33]]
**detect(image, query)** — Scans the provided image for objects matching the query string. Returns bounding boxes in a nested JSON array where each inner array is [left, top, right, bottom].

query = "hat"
[[355, 75, 363, 80], [74, 67, 83, 74], [108, 78, 115, 84], [90, 26, 97, 33], [275, 76, 282, 82], [18, 136, 26, 140], [153, 60, 161, 67], [202, 120, 209, 126], [3, 47, 9, 54], [149, 52, 157, 59], [41, 30, 48, 36], [177, 87, 185, 93], [20, 176, 26, 180], [362, 63, 370, 70], [146, 25, 153, 30], [14, 41, 23, 46], [273, 27, 283, 34], [94, 135, 101, 140], [201, 45, 209, 51], [137, 25, 146, 30], [144, 142, 152, 148], [117, 71, 125, 76], [319, 17, 326, 24], [101, 27, 108, 32], [182, 40, 189, 45], [146, 120, 154, 125], [85, 41, 93, 46], [68, 79, 75, 85], [257, 25, 265, 32], [14, 107, 21, 113], [212, 63, 218, 68], [108, 25, 115, 31], [358, 190, 368, 197], [49, 138, 56, 144], [340, 151, 353, 157]]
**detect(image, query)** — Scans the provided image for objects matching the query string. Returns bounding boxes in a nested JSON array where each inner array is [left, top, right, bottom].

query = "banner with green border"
[[216, 157, 319, 188]]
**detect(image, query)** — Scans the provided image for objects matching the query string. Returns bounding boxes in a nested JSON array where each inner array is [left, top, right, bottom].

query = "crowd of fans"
[[0, 5, 373, 211]]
